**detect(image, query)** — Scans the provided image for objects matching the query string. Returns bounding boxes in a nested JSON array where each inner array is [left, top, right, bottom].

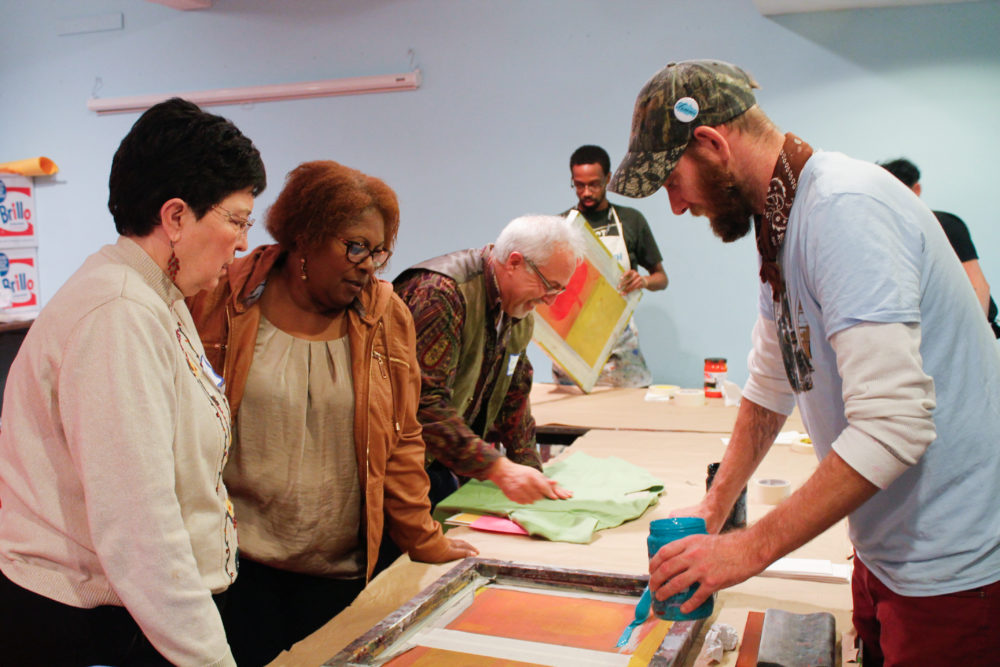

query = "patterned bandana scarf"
[[755, 133, 814, 301], [754, 133, 815, 393]]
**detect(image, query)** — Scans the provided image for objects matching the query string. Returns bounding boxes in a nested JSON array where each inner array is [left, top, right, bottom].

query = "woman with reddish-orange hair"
[[189, 160, 476, 665]]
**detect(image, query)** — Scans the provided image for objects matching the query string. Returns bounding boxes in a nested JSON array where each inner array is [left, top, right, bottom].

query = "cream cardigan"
[[0, 236, 236, 667]]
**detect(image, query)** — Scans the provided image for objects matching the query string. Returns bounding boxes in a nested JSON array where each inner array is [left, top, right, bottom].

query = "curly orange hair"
[[266, 160, 400, 262]]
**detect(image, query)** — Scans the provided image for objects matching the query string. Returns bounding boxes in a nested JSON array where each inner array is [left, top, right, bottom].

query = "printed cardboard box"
[[0, 246, 40, 318], [0, 173, 38, 248]]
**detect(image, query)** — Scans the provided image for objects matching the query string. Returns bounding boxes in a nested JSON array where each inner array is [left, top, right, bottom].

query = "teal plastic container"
[[646, 517, 714, 621]]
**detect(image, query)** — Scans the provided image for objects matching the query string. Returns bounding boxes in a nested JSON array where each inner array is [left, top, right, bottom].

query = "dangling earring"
[[299, 256, 308, 282], [167, 241, 180, 281]]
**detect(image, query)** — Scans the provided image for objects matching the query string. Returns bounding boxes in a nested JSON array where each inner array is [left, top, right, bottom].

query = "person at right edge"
[[609, 60, 1000, 665], [552, 145, 668, 388], [878, 157, 999, 338]]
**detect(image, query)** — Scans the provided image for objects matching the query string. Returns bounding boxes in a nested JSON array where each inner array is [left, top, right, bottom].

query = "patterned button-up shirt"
[[394, 253, 540, 478]]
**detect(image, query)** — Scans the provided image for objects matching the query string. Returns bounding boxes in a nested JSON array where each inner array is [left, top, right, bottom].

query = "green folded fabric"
[[435, 451, 664, 543]]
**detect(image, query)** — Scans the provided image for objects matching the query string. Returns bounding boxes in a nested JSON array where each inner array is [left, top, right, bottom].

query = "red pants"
[[852, 556, 1000, 667]]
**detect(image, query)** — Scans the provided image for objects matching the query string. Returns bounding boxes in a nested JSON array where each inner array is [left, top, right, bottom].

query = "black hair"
[[108, 98, 267, 236], [878, 158, 920, 189], [570, 145, 611, 176]]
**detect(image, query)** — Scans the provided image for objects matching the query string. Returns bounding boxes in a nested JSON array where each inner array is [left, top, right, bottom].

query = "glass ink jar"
[[646, 517, 715, 621], [704, 358, 727, 398], [706, 462, 747, 533]]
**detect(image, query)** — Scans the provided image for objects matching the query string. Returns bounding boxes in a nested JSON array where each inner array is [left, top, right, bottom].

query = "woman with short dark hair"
[[0, 97, 266, 666]]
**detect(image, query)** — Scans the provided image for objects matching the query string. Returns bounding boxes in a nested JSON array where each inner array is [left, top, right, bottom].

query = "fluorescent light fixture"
[[754, 0, 973, 14], [87, 70, 422, 115], [147, 0, 212, 12], [146, 0, 213, 9]]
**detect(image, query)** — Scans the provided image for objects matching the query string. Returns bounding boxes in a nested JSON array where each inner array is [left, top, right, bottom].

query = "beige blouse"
[[226, 314, 364, 578]]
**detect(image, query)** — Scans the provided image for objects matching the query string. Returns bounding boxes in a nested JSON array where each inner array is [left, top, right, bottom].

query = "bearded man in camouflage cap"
[[612, 60, 1000, 665]]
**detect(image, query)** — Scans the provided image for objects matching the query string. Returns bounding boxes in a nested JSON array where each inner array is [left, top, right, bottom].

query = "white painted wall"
[[2, 0, 998, 387]]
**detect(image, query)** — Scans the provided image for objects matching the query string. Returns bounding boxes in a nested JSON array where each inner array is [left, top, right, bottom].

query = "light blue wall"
[[2, 0, 998, 387]]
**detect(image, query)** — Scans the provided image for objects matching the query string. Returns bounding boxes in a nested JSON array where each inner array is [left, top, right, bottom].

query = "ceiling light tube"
[[87, 70, 421, 115]]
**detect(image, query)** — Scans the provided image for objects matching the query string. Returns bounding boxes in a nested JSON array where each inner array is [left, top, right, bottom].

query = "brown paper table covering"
[[275, 424, 851, 667], [530, 383, 806, 435]]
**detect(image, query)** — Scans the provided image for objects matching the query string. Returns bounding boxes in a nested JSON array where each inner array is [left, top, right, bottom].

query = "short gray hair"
[[492, 214, 586, 266]]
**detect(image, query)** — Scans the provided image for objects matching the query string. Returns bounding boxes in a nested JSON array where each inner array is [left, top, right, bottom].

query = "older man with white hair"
[[395, 215, 585, 505]]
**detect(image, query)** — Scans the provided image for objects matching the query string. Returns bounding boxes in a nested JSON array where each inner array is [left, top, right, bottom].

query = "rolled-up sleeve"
[[742, 314, 797, 416], [829, 321, 936, 489]]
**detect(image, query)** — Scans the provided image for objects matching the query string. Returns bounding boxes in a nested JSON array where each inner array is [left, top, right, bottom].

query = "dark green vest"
[[410, 247, 533, 438]]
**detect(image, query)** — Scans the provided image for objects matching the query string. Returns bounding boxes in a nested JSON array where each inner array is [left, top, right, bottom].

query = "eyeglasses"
[[339, 237, 392, 269], [213, 205, 254, 234], [524, 257, 566, 296], [571, 178, 607, 193]]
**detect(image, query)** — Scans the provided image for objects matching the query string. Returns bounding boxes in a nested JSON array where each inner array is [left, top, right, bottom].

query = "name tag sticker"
[[200, 354, 225, 391], [507, 353, 520, 376]]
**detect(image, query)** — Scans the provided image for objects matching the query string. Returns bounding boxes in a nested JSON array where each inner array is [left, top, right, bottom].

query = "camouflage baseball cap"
[[609, 60, 759, 198]]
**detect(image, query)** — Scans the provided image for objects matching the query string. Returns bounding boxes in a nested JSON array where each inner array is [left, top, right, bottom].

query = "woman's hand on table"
[[442, 537, 480, 561], [648, 529, 767, 614]]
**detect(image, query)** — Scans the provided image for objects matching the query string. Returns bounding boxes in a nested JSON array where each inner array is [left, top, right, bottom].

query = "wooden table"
[[530, 383, 806, 434], [276, 388, 850, 666]]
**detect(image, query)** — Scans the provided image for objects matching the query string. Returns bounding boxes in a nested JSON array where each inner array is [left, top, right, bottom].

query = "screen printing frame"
[[531, 212, 642, 393], [327, 558, 704, 666]]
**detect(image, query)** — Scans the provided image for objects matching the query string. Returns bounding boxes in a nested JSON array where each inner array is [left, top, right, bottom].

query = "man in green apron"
[[554, 144, 669, 387]]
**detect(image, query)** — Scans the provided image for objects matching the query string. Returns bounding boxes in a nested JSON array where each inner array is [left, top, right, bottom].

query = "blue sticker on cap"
[[674, 97, 699, 123]]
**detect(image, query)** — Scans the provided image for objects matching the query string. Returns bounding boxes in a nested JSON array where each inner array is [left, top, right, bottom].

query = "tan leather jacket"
[[188, 245, 452, 580]]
